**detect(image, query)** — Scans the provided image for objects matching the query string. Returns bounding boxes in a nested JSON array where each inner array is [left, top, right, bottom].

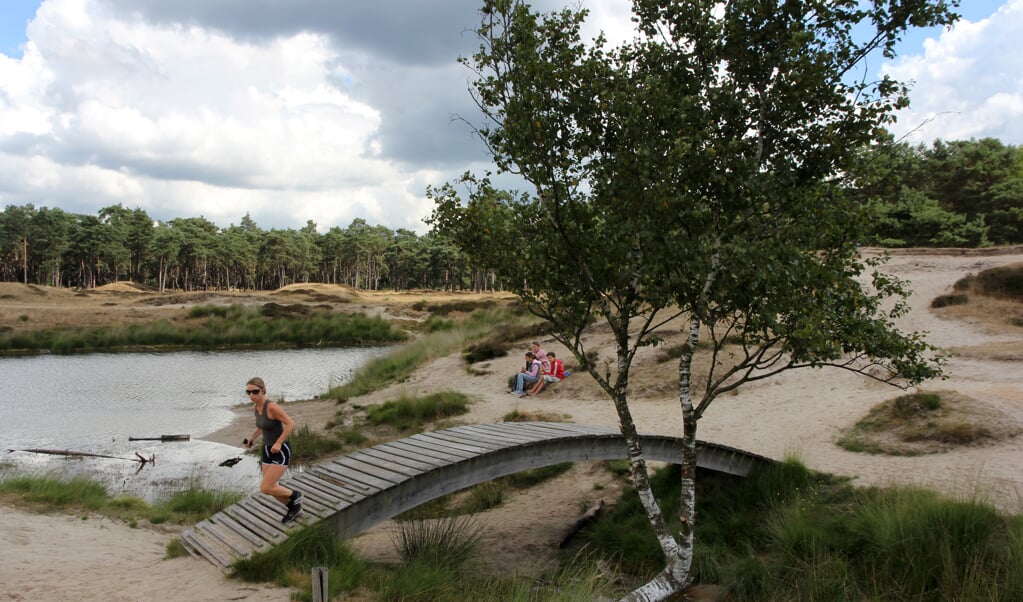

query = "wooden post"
[[311, 566, 328, 602]]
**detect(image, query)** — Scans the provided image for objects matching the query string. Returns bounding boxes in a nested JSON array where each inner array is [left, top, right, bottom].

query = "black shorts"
[[261, 441, 292, 466]]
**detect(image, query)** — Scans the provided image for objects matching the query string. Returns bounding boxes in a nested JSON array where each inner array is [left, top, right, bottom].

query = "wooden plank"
[[233, 499, 290, 539], [346, 449, 422, 477], [179, 529, 202, 557], [456, 424, 544, 444], [520, 422, 617, 437], [434, 427, 522, 447], [209, 512, 270, 549], [332, 454, 411, 483], [408, 432, 491, 455], [219, 506, 281, 545], [247, 485, 327, 518], [185, 523, 238, 570], [248, 494, 313, 528], [197, 519, 254, 556], [368, 440, 448, 468], [292, 474, 355, 508], [358, 446, 440, 473], [449, 423, 531, 442], [498, 422, 614, 445], [250, 492, 291, 518], [308, 466, 373, 497], [180, 531, 231, 572], [525, 422, 618, 436], [384, 438, 473, 462], [415, 431, 497, 453], [495, 422, 593, 439], [304, 468, 366, 500], [224, 506, 287, 545], [315, 462, 388, 493], [280, 478, 339, 514]]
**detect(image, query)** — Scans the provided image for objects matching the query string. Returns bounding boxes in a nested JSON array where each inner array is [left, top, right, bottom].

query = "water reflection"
[[1, 347, 387, 500]]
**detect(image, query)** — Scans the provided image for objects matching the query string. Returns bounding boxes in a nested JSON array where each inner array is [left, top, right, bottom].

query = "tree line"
[[1, 137, 1020, 291], [0, 206, 493, 292], [857, 136, 1023, 247]]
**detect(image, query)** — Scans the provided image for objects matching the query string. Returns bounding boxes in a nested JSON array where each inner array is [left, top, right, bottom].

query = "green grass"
[[364, 391, 471, 431], [0, 470, 242, 526], [0, 303, 407, 354], [328, 307, 535, 403], [233, 522, 368, 597], [573, 458, 1023, 601], [288, 424, 347, 463]]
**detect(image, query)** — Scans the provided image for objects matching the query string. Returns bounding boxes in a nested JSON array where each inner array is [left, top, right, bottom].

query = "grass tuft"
[[365, 391, 470, 431]]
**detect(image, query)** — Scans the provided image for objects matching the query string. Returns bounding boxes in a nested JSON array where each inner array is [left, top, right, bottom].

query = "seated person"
[[511, 351, 541, 396], [528, 351, 564, 395], [531, 341, 549, 372]]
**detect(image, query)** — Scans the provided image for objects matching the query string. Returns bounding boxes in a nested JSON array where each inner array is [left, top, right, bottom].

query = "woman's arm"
[[244, 428, 261, 448], [266, 402, 295, 452]]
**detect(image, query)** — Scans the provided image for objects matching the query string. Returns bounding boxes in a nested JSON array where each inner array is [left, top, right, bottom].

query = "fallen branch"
[[559, 499, 605, 548], [8, 448, 156, 467]]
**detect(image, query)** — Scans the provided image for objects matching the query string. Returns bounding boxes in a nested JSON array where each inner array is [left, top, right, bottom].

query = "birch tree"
[[431, 1, 957, 599]]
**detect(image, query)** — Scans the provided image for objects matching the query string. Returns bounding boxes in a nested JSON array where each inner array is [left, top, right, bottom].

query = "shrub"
[[931, 293, 969, 308], [954, 264, 1023, 302], [391, 514, 484, 567], [463, 339, 508, 363]]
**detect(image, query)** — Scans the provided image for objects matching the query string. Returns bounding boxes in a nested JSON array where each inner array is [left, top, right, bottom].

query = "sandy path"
[[0, 510, 289, 601], [3, 249, 1022, 599]]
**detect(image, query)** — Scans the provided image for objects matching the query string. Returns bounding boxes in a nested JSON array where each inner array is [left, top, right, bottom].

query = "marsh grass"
[[0, 302, 406, 354], [392, 514, 484, 565], [288, 424, 346, 462], [577, 458, 1023, 601], [364, 391, 470, 431], [233, 522, 367, 597], [0, 470, 242, 525]]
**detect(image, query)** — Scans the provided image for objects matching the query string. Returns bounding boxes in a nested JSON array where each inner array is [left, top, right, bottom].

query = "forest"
[[1, 136, 1021, 292]]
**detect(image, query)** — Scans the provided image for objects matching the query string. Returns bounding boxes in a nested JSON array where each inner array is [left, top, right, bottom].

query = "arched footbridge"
[[181, 422, 773, 571]]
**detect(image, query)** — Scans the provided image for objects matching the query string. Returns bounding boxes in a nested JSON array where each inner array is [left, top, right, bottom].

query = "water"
[[1, 347, 389, 500]]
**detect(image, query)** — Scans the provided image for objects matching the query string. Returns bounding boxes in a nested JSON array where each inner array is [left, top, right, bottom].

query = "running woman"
[[243, 377, 303, 523]]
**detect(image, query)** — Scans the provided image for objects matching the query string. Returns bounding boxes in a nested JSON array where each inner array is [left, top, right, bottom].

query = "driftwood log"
[[559, 499, 605, 548], [8, 448, 156, 467], [128, 434, 190, 442]]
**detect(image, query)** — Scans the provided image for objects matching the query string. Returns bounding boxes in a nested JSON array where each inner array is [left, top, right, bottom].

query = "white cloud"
[[3, 0, 1020, 235], [0, 0, 445, 232], [885, 0, 1023, 144]]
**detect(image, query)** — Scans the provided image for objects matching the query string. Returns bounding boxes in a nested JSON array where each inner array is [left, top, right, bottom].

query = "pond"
[[1, 347, 389, 501]]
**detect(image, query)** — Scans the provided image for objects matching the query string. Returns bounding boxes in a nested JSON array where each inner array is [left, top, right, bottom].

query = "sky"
[[0, 1, 1020, 234]]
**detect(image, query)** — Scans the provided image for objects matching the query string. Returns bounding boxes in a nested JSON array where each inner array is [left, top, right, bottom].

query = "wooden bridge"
[[180, 422, 773, 571]]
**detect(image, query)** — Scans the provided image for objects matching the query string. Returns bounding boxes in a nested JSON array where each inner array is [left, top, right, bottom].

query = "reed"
[[0, 303, 407, 354]]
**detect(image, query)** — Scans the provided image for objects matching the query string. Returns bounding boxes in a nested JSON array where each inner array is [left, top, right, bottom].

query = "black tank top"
[[255, 402, 285, 446]]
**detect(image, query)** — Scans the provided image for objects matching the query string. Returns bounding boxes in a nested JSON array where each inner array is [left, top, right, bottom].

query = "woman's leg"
[[260, 463, 293, 505], [514, 373, 526, 392]]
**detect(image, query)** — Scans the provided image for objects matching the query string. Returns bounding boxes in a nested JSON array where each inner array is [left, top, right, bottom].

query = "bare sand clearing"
[[3, 249, 1023, 600]]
